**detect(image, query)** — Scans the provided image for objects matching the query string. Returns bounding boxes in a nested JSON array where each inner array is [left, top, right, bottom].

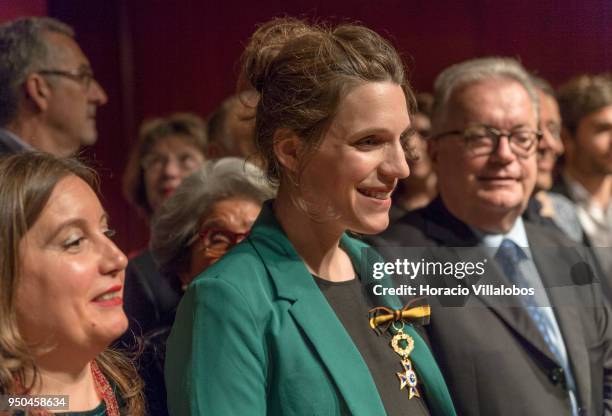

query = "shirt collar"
[[563, 172, 592, 204], [0, 128, 33, 152], [470, 216, 530, 252]]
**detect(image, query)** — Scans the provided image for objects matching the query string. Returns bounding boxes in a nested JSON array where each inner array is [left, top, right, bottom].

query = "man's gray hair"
[[529, 74, 555, 98], [0, 17, 74, 126], [150, 157, 276, 280], [432, 57, 539, 130]]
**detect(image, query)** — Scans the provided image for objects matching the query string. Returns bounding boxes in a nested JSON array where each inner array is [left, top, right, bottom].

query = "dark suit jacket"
[[122, 249, 181, 340], [368, 197, 612, 416]]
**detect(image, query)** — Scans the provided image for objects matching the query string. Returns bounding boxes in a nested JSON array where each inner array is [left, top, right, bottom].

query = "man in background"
[[555, 74, 612, 275], [0, 16, 107, 156], [524, 75, 583, 242]]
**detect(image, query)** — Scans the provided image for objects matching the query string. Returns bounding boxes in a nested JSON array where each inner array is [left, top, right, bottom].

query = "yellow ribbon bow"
[[368, 298, 431, 335]]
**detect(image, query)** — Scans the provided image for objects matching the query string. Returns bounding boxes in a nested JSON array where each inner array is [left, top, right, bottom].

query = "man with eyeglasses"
[[0, 16, 107, 156], [369, 57, 612, 416], [522, 75, 584, 242]]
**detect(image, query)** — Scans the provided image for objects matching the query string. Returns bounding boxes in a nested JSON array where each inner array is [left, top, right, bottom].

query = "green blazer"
[[165, 201, 456, 416]]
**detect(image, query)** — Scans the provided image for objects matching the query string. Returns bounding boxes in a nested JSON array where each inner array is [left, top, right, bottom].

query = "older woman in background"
[[0, 152, 143, 415], [140, 157, 275, 416], [121, 113, 208, 341]]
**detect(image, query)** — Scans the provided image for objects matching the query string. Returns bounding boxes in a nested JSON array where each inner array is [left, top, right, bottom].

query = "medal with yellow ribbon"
[[368, 298, 430, 400]]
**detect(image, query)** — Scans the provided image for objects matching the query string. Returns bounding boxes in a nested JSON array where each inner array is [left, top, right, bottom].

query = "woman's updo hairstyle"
[[241, 17, 416, 184]]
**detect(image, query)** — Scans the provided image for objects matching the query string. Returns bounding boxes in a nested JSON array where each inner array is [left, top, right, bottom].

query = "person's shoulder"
[[190, 239, 270, 294], [366, 205, 432, 248], [524, 219, 577, 247], [182, 239, 278, 325], [546, 190, 574, 207]]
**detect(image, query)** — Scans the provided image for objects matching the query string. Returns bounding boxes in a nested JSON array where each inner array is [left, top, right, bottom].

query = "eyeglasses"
[[432, 125, 542, 158], [141, 152, 203, 172], [37, 68, 96, 90], [196, 227, 249, 259]]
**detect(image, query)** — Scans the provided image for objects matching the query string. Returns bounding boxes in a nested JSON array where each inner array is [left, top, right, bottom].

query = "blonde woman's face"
[[15, 175, 128, 353]]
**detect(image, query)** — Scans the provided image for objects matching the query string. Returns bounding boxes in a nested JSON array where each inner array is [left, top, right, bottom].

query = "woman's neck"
[[27, 345, 104, 412], [274, 189, 355, 282]]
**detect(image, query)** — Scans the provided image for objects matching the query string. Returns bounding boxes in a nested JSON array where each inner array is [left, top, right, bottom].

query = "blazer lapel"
[[248, 203, 386, 416]]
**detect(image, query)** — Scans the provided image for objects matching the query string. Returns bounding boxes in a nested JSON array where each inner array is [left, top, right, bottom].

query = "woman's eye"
[[210, 233, 232, 244], [355, 136, 381, 147], [104, 229, 117, 239], [63, 236, 84, 250]]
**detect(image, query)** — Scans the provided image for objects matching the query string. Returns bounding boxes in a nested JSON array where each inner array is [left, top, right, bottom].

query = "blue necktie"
[[495, 238, 579, 415]]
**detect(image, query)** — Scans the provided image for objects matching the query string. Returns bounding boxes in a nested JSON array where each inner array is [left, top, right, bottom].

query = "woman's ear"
[[273, 128, 303, 173]]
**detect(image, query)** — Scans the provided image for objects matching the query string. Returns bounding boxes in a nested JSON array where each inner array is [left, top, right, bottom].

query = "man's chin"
[[535, 174, 553, 191], [476, 191, 525, 212], [80, 134, 98, 147]]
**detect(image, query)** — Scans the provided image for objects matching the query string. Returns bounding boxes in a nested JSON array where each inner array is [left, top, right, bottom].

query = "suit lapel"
[[473, 248, 560, 364], [422, 199, 560, 365], [248, 204, 386, 416], [528, 230, 591, 407]]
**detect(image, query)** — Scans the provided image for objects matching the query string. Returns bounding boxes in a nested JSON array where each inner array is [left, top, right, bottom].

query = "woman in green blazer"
[[166, 17, 456, 416]]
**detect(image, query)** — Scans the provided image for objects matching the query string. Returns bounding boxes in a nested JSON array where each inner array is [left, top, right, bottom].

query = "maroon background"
[[2, 0, 611, 252]]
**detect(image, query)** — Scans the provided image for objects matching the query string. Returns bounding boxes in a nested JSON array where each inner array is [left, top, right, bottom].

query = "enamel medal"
[[391, 324, 420, 399]]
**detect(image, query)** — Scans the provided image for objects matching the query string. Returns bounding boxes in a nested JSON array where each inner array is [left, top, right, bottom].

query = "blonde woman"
[[0, 152, 144, 415]]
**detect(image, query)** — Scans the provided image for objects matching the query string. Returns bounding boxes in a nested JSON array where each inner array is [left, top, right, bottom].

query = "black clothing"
[[122, 250, 181, 342], [313, 275, 431, 416]]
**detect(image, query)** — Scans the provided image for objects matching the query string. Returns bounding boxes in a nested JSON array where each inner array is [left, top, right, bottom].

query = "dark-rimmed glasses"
[[196, 227, 250, 259], [37, 68, 96, 90], [431, 125, 542, 158]]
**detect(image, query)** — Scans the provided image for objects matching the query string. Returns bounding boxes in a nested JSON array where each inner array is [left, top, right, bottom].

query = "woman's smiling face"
[[297, 81, 412, 235], [15, 175, 128, 352]]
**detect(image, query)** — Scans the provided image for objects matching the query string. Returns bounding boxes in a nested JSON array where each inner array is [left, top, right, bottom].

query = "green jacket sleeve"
[[166, 277, 268, 415]]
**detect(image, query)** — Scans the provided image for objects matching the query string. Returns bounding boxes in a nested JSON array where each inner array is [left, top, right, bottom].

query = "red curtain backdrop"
[[4, 0, 611, 252], [0, 0, 46, 21]]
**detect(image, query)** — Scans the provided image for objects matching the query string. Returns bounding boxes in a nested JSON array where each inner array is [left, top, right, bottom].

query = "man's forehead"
[[446, 78, 535, 125], [42, 31, 91, 69], [454, 78, 526, 104]]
